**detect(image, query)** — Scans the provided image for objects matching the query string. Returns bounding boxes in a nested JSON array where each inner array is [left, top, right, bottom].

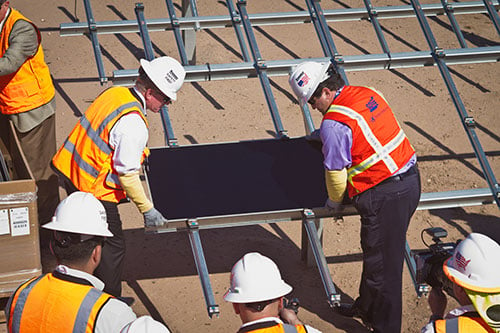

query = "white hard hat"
[[120, 316, 170, 333], [443, 233, 500, 293], [140, 56, 185, 101], [288, 61, 331, 107], [223, 252, 292, 303], [43, 192, 113, 238]]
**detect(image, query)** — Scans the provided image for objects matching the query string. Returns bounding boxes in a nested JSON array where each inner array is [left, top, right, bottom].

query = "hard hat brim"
[[140, 59, 177, 101], [223, 282, 292, 303], [42, 220, 113, 238]]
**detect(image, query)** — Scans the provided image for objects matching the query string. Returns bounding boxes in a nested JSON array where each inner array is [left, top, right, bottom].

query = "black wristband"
[[429, 314, 443, 322]]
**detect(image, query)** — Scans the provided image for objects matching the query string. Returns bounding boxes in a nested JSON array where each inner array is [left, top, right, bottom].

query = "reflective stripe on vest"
[[10, 275, 45, 333], [329, 105, 404, 181], [282, 324, 298, 333], [60, 100, 143, 188], [52, 86, 149, 202], [73, 288, 107, 333], [322, 85, 415, 197], [446, 317, 459, 332], [0, 9, 55, 114]]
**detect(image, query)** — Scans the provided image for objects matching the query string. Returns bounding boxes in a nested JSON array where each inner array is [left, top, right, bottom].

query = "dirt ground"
[[2, 0, 500, 332]]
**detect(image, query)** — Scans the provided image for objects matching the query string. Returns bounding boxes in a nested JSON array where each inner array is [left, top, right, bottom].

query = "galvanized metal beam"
[[112, 46, 500, 85], [146, 188, 496, 233], [60, 2, 500, 36]]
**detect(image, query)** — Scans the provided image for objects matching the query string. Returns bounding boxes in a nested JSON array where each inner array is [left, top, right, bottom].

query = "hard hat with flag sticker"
[[443, 233, 500, 293], [288, 61, 331, 107]]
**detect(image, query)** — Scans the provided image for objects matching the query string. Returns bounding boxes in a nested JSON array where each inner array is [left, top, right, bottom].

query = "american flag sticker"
[[297, 72, 310, 87], [455, 251, 471, 272]]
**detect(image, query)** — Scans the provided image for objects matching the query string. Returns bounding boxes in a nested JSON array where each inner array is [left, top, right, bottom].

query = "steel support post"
[[82, 0, 107, 83], [404, 241, 429, 297], [302, 209, 341, 307], [135, 3, 178, 147], [187, 219, 220, 318], [411, 0, 500, 208], [301, 210, 324, 268], [182, 0, 198, 65]]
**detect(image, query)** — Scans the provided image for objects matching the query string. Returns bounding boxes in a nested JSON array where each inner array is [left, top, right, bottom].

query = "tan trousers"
[[16, 114, 60, 226]]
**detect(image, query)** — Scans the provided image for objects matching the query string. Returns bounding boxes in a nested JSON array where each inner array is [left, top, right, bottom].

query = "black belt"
[[380, 164, 418, 184]]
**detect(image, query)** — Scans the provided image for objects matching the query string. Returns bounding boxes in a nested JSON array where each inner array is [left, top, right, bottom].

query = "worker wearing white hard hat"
[[224, 252, 322, 333], [51, 56, 186, 298], [121, 316, 171, 333], [6, 192, 138, 333], [422, 233, 500, 333], [288, 61, 420, 333]]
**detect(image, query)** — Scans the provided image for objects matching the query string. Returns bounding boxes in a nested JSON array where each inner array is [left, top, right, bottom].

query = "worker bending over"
[[52, 56, 185, 298]]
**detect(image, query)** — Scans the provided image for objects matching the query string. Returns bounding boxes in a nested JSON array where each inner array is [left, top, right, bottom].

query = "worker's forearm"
[[325, 169, 347, 203], [118, 172, 153, 213]]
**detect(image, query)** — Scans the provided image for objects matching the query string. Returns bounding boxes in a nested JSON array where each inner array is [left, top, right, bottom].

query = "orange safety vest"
[[322, 85, 415, 197], [434, 312, 494, 333], [6, 271, 113, 333], [237, 321, 308, 333], [52, 86, 149, 203], [0, 8, 55, 114]]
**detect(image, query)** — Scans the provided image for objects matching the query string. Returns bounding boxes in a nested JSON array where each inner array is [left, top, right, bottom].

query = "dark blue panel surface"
[[146, 137, 328, 220]]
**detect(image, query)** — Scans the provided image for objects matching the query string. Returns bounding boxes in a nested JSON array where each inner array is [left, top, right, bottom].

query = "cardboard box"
[[0, 118, 41, 298]]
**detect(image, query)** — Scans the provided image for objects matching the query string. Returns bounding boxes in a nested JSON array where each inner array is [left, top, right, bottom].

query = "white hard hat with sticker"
[[43, 191, 112, 237], [288, 61, 331, 107], [224, 252, 292, 303], [443, 232, 500, 293], [140, 56, 186, 101]]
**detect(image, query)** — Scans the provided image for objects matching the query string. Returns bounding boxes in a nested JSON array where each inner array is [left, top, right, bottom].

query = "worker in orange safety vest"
[[6, 192, 137, 333], [0, 0, 59, 238], [51, 56, 185, 298], [289, 61, 421, 333]]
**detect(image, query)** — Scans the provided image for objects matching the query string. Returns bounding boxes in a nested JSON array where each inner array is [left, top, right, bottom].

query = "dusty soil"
[[2, 0, 499, 332]]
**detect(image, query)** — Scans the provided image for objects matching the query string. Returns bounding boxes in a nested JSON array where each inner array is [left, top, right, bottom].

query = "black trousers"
[[93, 200, 125, 297], [352, 165, 421, 333], [60, 176, 125, 297]]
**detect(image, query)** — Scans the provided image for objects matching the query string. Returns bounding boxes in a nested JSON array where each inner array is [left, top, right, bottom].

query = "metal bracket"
[[434, 47, 445, 58], [464, 116, 476, 127]]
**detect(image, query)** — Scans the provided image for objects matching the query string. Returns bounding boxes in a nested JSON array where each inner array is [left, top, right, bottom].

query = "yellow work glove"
[[118, 172, 154, 213], [325, 168, 347, 204]]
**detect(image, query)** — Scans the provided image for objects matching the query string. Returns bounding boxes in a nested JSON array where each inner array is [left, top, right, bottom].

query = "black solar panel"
[[146, 137, 328, 220]]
